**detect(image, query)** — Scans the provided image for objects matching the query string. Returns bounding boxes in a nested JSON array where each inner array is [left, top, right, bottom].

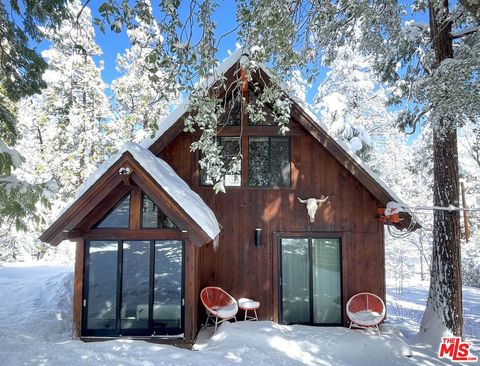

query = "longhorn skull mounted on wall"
[[297, 196, 329, 223]]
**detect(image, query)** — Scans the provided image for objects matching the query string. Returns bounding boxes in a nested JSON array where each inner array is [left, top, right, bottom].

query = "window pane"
[[154, 240, 183, 332], [86, 241, 118, 331], [121, 241, 150, 330], [248, 137, 269, 186], [142, 194, 178, 229], [200, 137, 241, 186], [248, 91, 276, 126], [219, 98, 241, 126], [96, 194, 130, 228], [270, 137, 291, 186], [220, 137, 241, 186], [312, 239, 341, 324], [281, 238, 310, 324]]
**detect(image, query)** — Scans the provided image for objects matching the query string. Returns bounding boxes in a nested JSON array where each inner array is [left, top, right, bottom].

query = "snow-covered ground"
[[0, 262, 478, 365]]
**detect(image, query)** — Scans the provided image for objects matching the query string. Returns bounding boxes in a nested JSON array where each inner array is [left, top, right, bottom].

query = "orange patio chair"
[[346, 292, 386, 335], [200, 286, 238, 332]]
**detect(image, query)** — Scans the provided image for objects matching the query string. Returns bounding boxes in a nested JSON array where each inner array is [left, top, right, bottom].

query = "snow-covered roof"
[[139, 49, 417, 226], [65, 142, 221, 241]]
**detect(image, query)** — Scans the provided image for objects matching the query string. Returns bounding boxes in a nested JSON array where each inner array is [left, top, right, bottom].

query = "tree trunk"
[[419, 0, 463, 340]]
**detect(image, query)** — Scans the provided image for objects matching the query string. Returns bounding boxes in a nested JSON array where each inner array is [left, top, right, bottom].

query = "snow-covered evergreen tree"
[[111, 2, 178, 143], [28, 0, 112, 202], [315, 46, 394, 159], [1, 0, 112, 260]]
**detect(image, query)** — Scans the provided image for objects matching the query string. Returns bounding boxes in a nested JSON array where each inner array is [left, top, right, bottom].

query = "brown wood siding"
[[158, 120, 385, 327]]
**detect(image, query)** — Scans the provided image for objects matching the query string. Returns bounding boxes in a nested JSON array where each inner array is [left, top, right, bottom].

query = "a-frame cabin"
[[41, 50, 417, 343]]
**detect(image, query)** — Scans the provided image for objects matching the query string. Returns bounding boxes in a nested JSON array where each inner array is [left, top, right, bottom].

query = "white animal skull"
[[297, 196, 329, 223]]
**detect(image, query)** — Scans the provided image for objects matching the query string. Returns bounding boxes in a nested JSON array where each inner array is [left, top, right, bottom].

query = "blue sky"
[[90, 0, 240, 84], [31, 0, 427, 142]]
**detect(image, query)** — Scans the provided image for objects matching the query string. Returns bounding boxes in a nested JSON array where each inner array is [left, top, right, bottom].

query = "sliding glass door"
[[83, 240, 184, 337], [280, 237, 342, 325], [120, 240, 151, 335]]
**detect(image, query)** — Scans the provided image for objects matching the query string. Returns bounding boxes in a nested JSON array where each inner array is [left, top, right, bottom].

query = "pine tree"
[[30, 0, 113, 201], [111, 2, 178, 143], [0, 0, 69, 231], [314, 45, 395, 159], [2, 0, 112, 260]]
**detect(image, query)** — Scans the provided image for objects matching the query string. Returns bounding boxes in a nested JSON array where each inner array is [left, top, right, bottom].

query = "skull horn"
[[317, 196, 329, 203]]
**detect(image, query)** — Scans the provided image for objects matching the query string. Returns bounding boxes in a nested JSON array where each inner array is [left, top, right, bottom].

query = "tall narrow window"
[[96, 194, 130, 228], [248, 89, 276, 126], [200, 136, 241, 186], [248, 137, 290, 187], [141, 194, 178, 229], [85, 240, 118, 334]]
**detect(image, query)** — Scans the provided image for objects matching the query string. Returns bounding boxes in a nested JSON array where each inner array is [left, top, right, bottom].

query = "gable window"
[[219, 97, 241, 126], [96, 194, 131, 228], [249, 137, 291, 187], [248, 88, 276, 126], [200, 136, 241, 187], [141, 194, 178, 229]]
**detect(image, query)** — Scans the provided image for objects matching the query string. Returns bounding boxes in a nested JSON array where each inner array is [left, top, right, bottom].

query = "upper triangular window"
[[96, 194, 131, 228], [141, 194, 178, 229]]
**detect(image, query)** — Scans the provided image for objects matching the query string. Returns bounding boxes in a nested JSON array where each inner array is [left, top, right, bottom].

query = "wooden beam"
[[62, 229, 84, 240], [84, 228, 188, 240], [130, 187, 141, 230], [73, 239, 84, 338]]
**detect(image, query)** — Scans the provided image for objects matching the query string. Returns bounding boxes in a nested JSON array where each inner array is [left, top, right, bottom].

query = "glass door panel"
[[84, 239, 184, 337], [120, 240, 151, 334], [280, 237, 342, 325], [312, 239, 341, 324], [153, 240, 183, 334], [85, 240, 118, 335], [280, 238, 310, 324]]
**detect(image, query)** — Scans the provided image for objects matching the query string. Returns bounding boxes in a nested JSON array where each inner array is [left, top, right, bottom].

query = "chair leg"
[[254, 309, 258, 321], [214, 317, 219, 333], [244, 310, 248, 321], [234, 316, 237, 322]]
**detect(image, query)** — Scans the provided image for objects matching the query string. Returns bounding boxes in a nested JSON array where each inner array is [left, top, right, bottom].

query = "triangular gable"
[[141, 49, 419, 230], [40, 143, 221, 246]]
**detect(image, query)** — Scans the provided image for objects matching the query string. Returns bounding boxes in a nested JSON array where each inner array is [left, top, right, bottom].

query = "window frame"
[[140, 193, 179, 230], [94, 193, 131, 229], [82, 239, 185, 337], [277, 234, 343, 326], [199, 136, 242, 187], [196, 84, 294, 190], [248, 136, 291, 188]]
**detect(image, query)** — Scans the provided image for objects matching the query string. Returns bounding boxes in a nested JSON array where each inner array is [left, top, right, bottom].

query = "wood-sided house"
[[40, 50, 417, 343]]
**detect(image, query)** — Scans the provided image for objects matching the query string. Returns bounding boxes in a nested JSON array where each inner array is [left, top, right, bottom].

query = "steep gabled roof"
[[141, 48, 419, 230], [40, 142, 221, 246]]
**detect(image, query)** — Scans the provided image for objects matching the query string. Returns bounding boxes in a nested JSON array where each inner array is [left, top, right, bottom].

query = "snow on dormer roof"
[[43, 142, 220, 245]]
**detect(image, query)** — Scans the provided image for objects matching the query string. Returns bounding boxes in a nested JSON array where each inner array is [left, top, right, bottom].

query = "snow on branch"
[[450, 26, 479, 39]]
